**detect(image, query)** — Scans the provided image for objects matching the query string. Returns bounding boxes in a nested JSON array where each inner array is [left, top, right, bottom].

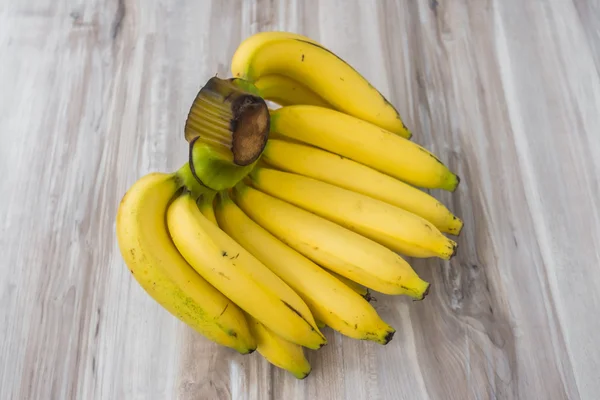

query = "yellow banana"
[[196, 189, 312, 375], [250, 167, 457, 260], [254, 75, 331, 108], [247, 314, 311, 379], [167, 191, 326, 349], [115, 172, 255, 354], [215, 192, 395, 343], [261, 139, 463, 235], [196, 188, 324, 334], [232, 183, 430, 299], [270, 106, 459, 191], [197, 191, 218, 225], [231, 31, 410, 138], [327, 270, 371, 301]]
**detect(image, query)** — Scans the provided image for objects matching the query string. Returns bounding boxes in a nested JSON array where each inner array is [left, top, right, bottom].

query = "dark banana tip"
[[450, 243, 459, 259], [383, 330, 396, 345], [452, 174, 461, 192], [299, 369, 312, 380], [246, 348, 256, 355], [420, 283, 431, 300]]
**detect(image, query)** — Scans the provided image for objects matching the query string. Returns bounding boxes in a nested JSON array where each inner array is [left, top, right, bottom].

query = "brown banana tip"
[[420, 283, 431, 300], [299, 369, 312, 380], [450, 243, 459, 259], [247, 348, 256, 355], [452, 174, 461, 192], [363, 291, 373, 302], [383, 330, 396, 345]]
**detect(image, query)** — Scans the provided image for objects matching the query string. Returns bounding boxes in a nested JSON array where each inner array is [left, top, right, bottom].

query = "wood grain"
[[1, 0, 599, 399]]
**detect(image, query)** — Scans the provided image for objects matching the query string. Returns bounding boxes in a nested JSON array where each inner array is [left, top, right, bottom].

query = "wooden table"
[[2, 1, 599, 399]]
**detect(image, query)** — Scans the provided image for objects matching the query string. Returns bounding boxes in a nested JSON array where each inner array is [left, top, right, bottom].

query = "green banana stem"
[[176, 163, 214, 199], [184, 77, 270, 191]]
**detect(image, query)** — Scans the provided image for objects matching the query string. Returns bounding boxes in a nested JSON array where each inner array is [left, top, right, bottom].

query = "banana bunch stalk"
[[116, 31, 464, 379]]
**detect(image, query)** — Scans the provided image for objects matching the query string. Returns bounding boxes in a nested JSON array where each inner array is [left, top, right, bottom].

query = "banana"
[[115, 172, 255, 354], [254, 75, 331, 108], [327, 270, 372, 301], [167, 191, 326, 349], [215, 192, 395, 343], [270, 106, 459, 191], [198, 192, 326, 329], [231, 31, 410, 138], [246, 314, 312, 379], [197, 191, 218, 225], [232, 183, 430, 299], [196, 196, 312, 375], [261, 139, 463, 235], [250, 167, 457, 260]]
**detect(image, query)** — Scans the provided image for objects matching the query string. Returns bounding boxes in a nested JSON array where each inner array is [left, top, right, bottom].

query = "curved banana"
[[270, 106, 459, 191], [262, 139, 463, 235], [185, 192, 321, 336], [254, 75, 331, 108], [167, 191, 326, 349], [215, 192, 395, 343], [250, 167, 457, 260], [199, 184, 315, 377], [247, 314, 311, 379], [115, 172, 255, 354], [232, 183, 430, 299], [231, 31, 410, 138], [327, 270, 371, 301]]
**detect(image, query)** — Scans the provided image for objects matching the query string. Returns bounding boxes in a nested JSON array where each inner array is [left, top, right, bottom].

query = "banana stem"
[[185, 77, 270, 166], [176, 163, 215, 200], [185, 77, 270, 190]]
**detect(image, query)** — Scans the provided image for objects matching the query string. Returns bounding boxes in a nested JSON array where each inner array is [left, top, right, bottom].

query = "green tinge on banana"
[[269, 105, 459, 192], [261, 139, 463, 235], [116, 172, 256, 354]]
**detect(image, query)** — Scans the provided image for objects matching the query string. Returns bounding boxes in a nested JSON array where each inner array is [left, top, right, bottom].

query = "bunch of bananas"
[[116, 31, 462, 379]]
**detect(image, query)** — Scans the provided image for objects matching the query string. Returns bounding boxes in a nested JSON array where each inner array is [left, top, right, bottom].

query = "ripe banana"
[[215, 192, 395, 343], [231, 31, 410, 138], [261, 139, 463, 235], [197, 195, 314, 378], [249, 167, 457, 260], [327, 270, 371, 301], [197, 191, 218, 225], [167, 191, 326, 349], [270, 105, 459, 191], [115, 172, 255, 354], [254, 75, 331, 108], [246, 314, 312, 379], [232, 183, 430, 299]]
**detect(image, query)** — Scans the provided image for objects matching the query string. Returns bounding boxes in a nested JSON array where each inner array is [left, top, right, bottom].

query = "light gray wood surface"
[[1, 0, 599, 399]]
